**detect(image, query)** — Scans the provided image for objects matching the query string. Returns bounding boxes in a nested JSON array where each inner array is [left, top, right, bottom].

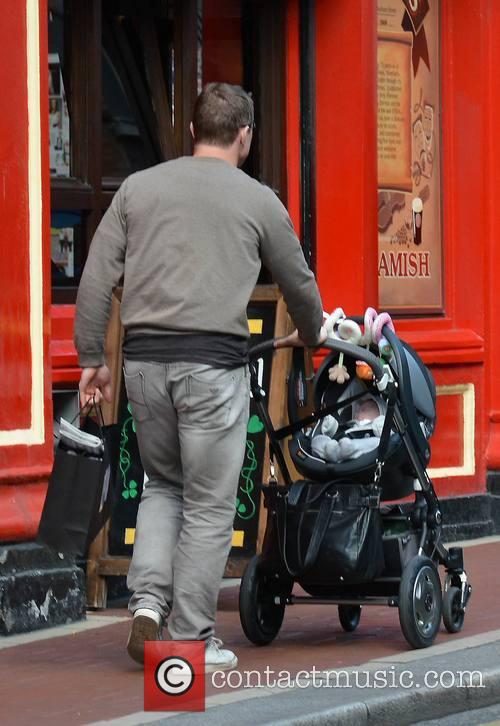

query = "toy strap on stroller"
[[372, 380, 398, 485]]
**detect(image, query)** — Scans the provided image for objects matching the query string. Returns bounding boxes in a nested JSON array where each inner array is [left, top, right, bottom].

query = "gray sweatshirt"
[[74, 156, 324, 367]]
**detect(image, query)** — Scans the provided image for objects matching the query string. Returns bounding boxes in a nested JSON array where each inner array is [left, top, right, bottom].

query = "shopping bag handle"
[[53, 397, 105, 442], [81, 397, 105, 431]]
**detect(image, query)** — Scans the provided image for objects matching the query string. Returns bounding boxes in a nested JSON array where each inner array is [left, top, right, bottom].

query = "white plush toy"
[[312, 396, 386, 463]]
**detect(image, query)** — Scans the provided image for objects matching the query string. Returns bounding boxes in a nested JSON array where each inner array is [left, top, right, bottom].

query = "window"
[[48, 0, 286, 300]]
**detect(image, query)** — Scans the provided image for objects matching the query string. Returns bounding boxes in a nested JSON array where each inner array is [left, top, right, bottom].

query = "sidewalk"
[[1, 537, 499, 726]]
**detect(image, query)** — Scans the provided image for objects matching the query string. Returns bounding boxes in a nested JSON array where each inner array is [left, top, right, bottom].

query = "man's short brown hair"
[[192, 82, 254, 147]]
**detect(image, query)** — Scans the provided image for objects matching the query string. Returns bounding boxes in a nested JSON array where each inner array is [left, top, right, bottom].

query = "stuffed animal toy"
[[323, 307, 396, 384], [323, 307, 345, 338], [378, 337, 394, 363], [356, 361, 374, 381]]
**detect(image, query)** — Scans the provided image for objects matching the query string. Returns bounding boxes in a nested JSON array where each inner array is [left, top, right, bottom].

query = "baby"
[[311, 395, 386, 463]]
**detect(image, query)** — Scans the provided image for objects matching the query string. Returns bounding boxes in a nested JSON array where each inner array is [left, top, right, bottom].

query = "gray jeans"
[[123, 358, 250, 640]]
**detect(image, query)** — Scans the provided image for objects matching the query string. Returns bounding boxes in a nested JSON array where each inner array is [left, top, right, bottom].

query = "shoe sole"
[[204, 655, 238, 673], [127, 616, 160, 665]]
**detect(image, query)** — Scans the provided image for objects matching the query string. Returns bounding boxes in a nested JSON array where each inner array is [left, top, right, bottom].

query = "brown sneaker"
[[127, 610, 162, 664]]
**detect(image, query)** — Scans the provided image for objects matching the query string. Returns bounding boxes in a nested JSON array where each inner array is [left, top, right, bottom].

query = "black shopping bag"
[[37, 406, 120, 557]]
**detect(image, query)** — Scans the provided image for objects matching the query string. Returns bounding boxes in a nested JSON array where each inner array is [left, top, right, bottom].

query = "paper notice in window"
[[377, 32, 412, 191]]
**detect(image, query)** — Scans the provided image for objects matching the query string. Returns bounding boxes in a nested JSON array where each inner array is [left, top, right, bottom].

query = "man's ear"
[[189, 122, 195, 139]]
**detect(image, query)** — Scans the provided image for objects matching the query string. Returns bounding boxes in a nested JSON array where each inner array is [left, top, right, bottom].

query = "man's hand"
[[274, 325, 327, 350], [79, 365, 112, 408]]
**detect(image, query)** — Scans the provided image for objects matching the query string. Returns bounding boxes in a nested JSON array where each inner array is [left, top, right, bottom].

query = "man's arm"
[[259, 188, 324, 346], [74, 179, 128, 369]]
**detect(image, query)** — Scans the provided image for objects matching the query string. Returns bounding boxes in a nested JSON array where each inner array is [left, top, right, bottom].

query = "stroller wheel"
[[398, 555, 442, 649], [442, 586, 465, 633], [338, 604, 361, 632], [239, 555, 290, 645]]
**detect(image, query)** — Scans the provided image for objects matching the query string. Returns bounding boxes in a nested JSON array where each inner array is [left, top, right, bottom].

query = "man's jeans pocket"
[[184, 366, 245, 430], [123, 363, 154, 423]]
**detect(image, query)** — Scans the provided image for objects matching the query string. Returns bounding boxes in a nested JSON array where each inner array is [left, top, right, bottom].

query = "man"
[[75, 83, 325, 671]]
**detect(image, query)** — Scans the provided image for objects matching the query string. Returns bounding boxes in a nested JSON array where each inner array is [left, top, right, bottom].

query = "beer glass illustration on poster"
[[377, 0, 442, 312]]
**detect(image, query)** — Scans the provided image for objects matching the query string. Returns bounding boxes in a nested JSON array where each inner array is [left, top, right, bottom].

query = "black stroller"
[[238, 316, 472, 649]]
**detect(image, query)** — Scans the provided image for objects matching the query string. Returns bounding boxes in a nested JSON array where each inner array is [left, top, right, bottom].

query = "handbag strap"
[[287, 480, 308, 507], [276, 484, 338, 578], [288, 480, 337, 509]]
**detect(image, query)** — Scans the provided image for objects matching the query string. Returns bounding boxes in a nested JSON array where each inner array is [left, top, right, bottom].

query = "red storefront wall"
[[0, 0, 53, 541], [308, 0, 498, 499], [1, 0, 498, 543]]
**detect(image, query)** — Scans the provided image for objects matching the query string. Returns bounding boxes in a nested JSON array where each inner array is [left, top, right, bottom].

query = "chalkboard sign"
[[86, 286, 290, 607], [107, 380, 145, 557], [105, 298, 277, 559], [230, 300, 276, 558]]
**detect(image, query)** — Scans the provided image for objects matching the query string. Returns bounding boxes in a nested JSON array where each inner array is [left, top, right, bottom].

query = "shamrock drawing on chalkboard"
[[120, 403, 139, 501], [247, 414, 264, 434], [235, 414, 264, 520], [122, 479, 138, 500]]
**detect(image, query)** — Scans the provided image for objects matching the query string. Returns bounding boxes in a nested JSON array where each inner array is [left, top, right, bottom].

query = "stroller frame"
[[239, 320, 472, 649]]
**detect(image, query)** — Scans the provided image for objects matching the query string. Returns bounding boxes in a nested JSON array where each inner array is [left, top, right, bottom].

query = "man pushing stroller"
[[74, 82, 326, 670]]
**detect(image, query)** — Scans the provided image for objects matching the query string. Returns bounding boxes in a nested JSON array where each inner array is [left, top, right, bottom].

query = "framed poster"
[[377, 0, 443, 313]]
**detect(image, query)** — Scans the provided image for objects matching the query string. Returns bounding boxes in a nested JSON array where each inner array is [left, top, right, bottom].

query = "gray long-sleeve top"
[[74, 156, 324, 367]]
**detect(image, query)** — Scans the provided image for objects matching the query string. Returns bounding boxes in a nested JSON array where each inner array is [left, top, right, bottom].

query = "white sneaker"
[[205, 636, 238, 672]]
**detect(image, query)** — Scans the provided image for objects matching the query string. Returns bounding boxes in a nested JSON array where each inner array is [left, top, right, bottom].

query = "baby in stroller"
[[311, 387, 386, 463]]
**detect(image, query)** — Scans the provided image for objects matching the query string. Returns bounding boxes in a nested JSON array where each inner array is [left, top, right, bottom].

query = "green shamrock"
[[235, 497, 247, 514], [247, 415, 264, 434]]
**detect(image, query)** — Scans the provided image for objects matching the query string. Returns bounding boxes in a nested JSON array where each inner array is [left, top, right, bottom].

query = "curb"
[[270, 668, 500, 726]]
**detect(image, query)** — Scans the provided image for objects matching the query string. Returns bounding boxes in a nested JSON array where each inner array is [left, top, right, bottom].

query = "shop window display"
[[47, 0, 285, 300]]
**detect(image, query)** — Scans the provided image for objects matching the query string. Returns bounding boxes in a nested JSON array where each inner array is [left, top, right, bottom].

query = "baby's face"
[[356, 400, 379, 421]]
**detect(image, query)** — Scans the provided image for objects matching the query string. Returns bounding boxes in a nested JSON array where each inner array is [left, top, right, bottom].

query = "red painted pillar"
[[314, 0, 378, 316], [0, 0, 53, 541], [484, 0, 500, 479]]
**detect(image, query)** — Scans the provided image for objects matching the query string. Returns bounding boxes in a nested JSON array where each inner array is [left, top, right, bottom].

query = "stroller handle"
[[248, 337, 388, 386], [248, 339, 276, 360]]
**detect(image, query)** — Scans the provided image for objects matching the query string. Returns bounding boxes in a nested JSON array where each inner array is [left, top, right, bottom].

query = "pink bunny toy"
[[372, 312, 395, 345]]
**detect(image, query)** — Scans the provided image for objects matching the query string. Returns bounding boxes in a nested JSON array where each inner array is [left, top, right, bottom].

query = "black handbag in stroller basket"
[[238, 316, 472, 649]]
